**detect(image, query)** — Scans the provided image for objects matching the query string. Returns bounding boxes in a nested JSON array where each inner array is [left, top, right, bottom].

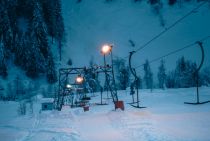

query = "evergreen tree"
[[143, 59, 153, 91], [166, 58, 198, 89], [77, 0, 82, 3], [168, 0, 177, 5], [187, 62, 197, 87], [0, 1, 12, 59], [67, 58, 73, 66], [6, 82, 15, 98], [174, 56, 187, 88], [149, 0, 160, 5], [0, 59, 8, 79], [84, 66, 99, 92], [118, 67, 130, 90], [14, 35, 30, 69], [0, 34, 8, 79], [89, 56, 95, 67], [166, 71, 176, 88], [151, 0, 165, 27], [46, 54, 57, 84], [39, 0, 55, 41], [174, 57, 197, 88], [157, 60, 166, 89], [113, 57, 130, 90], [7, 0, 18, 53], [54, 0, 65, 61], [30, 0, 49, 59], [25, 42, 45, 78], [170, 56, 198, 88], [25, 0, 49, 78], [39, 0, 64, 60], [201, 67, 210, 86]]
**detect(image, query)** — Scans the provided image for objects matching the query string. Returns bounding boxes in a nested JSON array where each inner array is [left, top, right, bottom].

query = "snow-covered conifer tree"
[[157, 60, 166, 89], [143, 59, 153, 91]]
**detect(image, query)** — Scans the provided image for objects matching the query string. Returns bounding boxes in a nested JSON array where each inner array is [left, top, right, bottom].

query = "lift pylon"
[[128, 51, 146, 108], [184, 41, 210, 105]]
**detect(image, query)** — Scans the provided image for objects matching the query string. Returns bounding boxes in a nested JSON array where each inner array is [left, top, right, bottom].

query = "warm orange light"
[[76, 76, 84, 84], [101, 44, 112, 54]]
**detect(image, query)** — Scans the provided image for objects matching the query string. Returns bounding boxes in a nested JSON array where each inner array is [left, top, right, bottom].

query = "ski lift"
[[184, 41, 210, 105]]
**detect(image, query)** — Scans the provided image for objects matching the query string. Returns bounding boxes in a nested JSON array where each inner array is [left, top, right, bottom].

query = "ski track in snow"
[[21, 114, 40, 141], [0, 110, 81, 141], [72, 109, 129, 141], [108, 110, 162, 141], [1, 88, 210, 141], [107, 110, 194, 141]]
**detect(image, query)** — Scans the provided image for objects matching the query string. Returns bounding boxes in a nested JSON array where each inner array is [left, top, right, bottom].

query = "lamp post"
[[101, 44, 113, 72], [101, 45, 112, 99], [101, 44, 119, 103]]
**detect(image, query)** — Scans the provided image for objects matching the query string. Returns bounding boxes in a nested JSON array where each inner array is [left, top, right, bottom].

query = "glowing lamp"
[[66, 84, 72, 89], [76, 75, 84, 84], [101, 44, 112, 55]]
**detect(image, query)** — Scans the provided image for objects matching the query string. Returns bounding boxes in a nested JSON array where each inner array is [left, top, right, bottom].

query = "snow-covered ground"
[[0, 87, 210, 141]]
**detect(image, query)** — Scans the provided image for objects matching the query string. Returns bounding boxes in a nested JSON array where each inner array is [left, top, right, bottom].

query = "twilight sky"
[[61, 0, 210, 74]]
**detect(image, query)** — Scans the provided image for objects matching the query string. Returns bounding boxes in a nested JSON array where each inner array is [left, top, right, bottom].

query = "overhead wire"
[[119, 0, 208, 60], [134, 35, 210, 71], [111, 0, 208, 71], [134, 1, 208, 54]]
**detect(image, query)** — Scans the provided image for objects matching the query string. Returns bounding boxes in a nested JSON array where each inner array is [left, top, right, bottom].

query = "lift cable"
[[134, 35, 210, 70], [120, 1, 208, 60]]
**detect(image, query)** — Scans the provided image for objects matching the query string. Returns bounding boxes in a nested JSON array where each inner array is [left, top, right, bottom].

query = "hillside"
[[1, 0, 210, 98]]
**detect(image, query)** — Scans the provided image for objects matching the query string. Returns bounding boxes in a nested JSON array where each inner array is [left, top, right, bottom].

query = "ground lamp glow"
[[66, 84, 72, 89]]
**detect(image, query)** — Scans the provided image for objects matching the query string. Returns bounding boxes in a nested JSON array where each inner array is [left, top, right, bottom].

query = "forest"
[[0, 0, 64, 83]]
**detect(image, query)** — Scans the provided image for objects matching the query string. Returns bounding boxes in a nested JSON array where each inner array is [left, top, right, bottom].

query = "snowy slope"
[[0, 87, 210, 141], [61, 0, 210, 73]]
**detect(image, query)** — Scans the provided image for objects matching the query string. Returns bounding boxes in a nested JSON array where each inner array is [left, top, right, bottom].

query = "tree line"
[[112, 56, 210, 91]]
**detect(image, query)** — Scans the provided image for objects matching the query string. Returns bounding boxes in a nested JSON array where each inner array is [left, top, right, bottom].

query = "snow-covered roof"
[[40, 98, 54, 103]]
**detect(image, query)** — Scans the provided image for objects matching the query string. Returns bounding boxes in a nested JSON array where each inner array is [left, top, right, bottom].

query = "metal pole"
[[134, 69, 140, 107], [128, 51, 146, 108], [104, 54, 109, 99], [57, 70, 61, 110], [101, 89, 103, 104], [132, 92, 134, 103], [196, 72, 199, 103], [110, 49, 118, 101], [196, 42, 204, 104], [184, 41, 210, 105]]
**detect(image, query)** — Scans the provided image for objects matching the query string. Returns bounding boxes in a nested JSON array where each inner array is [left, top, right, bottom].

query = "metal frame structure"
[[103, 57, 118, 103], [55, 65, 119, 110], [128, 51, 146, 108], [56, 67, 85, 110], [184, 41, 210, 105]]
